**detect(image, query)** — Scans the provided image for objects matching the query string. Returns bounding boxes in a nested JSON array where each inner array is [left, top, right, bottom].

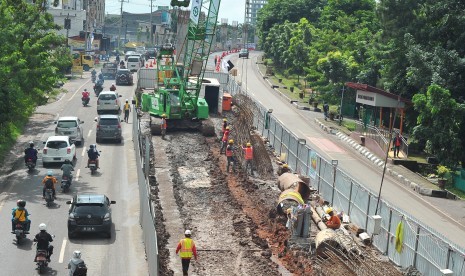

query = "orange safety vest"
[[226, 145, 233, 157], [179, 238, 194, 258], [161, 118, 167, 129], [244, 146, 253, 160], [222, 130, 229, 142], [13, 209, 27, 222], [124, 103, 130, 111], [222, 122, 227, 133]]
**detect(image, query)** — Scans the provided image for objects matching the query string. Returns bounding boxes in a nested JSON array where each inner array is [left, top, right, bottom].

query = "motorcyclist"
[[98, 72, 104, 81], [60, 159, 74, 184], [87, 144, 100, 169], [68, 250, 87, 276], [41, 170, 57, 199], [116, 54, 120, 63], [81, 89, 90, 104], [119, 60, 125, 68], [11, 200, 31, 233], [110, 83, 117, 91], [91, 69, 97, 77], [34, 223, 54, 262], [24, 141, 38, 166]]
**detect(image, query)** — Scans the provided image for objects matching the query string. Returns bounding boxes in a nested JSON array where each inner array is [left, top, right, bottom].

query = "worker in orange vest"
[[242, 142, 254, 175], [220, 126, 230, 154], [323, 208, 341, 230], [226, 139, 236, 173], [176, 229, 198, 276], [222, 118, 228, 134], [161, 114, 167, 139]]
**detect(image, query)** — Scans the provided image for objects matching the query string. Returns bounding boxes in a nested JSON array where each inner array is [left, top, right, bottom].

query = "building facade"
[[244, 0, 267, 26]]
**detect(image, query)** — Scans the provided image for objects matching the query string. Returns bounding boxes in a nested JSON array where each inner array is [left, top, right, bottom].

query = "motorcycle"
[[44, 188, 54, 207], [35, 249, 49, 273], [89, 160, 98, 175], [13, 221, 29, 244], [25, 157, 35, 171], [82, 96, 90, 107], [93, 82, 103, 96], [61, 174, 72, 193]]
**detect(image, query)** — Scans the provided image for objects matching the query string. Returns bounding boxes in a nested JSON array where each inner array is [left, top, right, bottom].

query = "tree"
[[412, 85, 465, 167]]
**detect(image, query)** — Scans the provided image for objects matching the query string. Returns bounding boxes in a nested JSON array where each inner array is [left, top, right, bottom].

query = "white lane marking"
[[68, 79, 91, 102], [75, 169, 80, 181], [87, 130, 92, 137], [58, 238, 68, 263], [81, 146, 86, 157]]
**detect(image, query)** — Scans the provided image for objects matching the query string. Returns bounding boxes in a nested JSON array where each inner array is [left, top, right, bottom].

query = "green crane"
[[141, 0, 221, 136]]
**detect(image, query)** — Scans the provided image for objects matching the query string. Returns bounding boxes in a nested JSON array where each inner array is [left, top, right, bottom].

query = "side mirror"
[[119, 95, 122, 97], [80, 121, 84, 124], [110, 201, 116, 204], [94, 118, 98, 122], [43, 141, 46, 144], [66, 201, 71, 204], [54, 121, 57, 124]]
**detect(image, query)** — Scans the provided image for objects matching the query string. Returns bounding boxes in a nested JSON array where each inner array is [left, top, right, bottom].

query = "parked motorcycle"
[[89, 160, 98, 175], [82, 96, 90, 107], [44, 189, 54, 207], [13, 221, 29, 244], [25, 157, 35, 171], [61, 174, 72, 193]]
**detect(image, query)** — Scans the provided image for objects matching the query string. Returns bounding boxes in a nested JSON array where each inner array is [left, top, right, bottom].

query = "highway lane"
[[232, 51, 465, 250], [0, 72, 148, 275]]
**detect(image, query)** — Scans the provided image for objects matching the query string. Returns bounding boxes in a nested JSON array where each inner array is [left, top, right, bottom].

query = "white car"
[[97, 91, 122, 114], [42, 136, 76, 166], [54, 116, 84, 145]]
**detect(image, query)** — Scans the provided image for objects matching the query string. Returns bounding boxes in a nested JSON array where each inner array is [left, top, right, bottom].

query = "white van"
[[127, 56, 142, 72]]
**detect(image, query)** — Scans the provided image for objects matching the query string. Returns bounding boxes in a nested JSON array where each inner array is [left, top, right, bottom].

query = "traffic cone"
[[145, 63, 148, 68], [149, 61, 153, 67]]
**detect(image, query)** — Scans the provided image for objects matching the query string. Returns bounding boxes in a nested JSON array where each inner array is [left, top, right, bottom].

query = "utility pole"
[[118, 0, 126, 51], [125, 23, 128, 41], [149, 0, 153, 46]]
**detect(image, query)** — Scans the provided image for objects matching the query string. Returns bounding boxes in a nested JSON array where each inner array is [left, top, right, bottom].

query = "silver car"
[[54, 116, 84, 145], [95, 115, 123, 143], [97, 91, 122, 114]]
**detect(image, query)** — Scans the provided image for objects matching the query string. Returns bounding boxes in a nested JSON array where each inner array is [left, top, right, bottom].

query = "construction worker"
[[323, 208, 341, 230], [123, 99, 131, 123], [242, 142, 254, 175], [222, 118, 228, 134], [226, 139, 236, 173], [220, 126, 230, 154], [176, 229, 198, 276], [277, 163, 291, 176], [161, 114, 167, 139]]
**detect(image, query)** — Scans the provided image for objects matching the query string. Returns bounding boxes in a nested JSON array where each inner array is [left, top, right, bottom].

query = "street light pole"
[[149, 0, 153, 45], [339, 86, 345, 126]]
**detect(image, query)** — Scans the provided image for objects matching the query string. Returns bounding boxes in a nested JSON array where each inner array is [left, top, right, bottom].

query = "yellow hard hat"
[[162, 114, 166, 118], [226, 126, 230, 130], [326, 207, 333, 214], [223, 118, 227, 122], [283, 164, 289, 168], [246, 142, 251, 147], [228, 139, 234, 144]]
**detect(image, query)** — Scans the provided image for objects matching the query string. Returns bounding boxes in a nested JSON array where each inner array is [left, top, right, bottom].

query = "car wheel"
[[117, 138, 122, 144], [106, 231, 112, 239]]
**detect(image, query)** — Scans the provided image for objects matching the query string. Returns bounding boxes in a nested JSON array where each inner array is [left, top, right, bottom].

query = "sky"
[[105, 0, 246, 24]]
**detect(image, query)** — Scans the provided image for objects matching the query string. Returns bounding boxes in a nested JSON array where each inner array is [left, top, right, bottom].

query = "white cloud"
[[105, 0, 246, 24]]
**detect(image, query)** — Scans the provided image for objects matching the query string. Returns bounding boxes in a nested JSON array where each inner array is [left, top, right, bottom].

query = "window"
[[128, 57, 139, 63], [99, 118, 119, 126], [99, 94, 116, 100], [57, 120, 77, 128], [47, 141, 68, 149]]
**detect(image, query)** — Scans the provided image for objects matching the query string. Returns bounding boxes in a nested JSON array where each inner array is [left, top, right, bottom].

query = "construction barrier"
[[203, 70, 465, 276]]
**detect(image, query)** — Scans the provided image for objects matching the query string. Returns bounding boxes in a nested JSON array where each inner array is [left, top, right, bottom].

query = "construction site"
[[136, 94, 408, 275]]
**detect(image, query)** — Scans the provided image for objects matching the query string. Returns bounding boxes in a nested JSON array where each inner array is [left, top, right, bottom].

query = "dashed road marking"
[[81, 147, 86, 157], [75, 169, 80, 181], [87, 130, 92, 137], [58, 238, 67, 263]]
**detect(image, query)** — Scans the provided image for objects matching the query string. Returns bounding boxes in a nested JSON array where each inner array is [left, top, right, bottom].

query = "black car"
[[145, 48, 157, 60], [67, 194, 116, 238], [115, 69, 134, 85], [239, 48, 249, 58]]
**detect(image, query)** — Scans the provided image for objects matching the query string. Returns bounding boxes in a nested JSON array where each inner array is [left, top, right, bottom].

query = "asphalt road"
[[231, 51, 465, 250], [0, 71, 148, 275]]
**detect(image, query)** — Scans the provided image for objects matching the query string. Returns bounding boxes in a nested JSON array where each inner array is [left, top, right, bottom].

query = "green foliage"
[[412, 85, 465, 167], [0, 0, 70, 151], [437, 165, 451, 179]]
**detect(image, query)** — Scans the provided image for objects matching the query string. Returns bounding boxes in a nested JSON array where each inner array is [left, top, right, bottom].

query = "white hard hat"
[[73, 250, 82, 258], [185, 230, 192, 235], [47, 170, 53, 176], [39, 223, 47, 231]]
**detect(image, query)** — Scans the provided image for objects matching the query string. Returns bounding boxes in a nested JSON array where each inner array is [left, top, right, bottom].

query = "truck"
[[72, 53, 94, 71], [101, 62, 117, 79], [140, 0, 221, 136]]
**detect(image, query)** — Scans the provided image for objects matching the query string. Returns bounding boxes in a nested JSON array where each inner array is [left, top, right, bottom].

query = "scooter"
[[89, 160, 98, 175], [61, 174, 72, 193], [35, 249, 49, 273], [82, 96, 90, 107], [25, 157, 35, 171], [13, 221, 29, 244], [44, 189, 54, 207]]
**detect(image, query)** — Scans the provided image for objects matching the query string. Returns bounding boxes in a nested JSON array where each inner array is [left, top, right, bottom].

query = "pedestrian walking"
[[242, 142, 254, 175], [222, 118, 228, 134], [393, 133, 402, 158], [226, 139, 236, 173], [323, 103, 329, 121], [176, 230, 198, 276], [220, 126, 230, 154], [123, 99, 131, 123], [161, 114, 167, 139]]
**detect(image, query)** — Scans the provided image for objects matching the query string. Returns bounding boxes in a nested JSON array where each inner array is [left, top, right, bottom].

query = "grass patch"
[[445, 185, 465, 199], [342, 120, 356, 131]]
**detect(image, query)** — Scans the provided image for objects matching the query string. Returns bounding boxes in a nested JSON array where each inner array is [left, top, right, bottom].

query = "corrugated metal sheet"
[[138, 68, 157, 89]]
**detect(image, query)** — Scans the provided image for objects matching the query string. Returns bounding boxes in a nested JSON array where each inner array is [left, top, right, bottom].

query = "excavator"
[[141, 0, 221, 136]]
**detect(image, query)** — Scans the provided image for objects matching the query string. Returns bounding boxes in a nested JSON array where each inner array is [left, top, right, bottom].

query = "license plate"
[[15, 230, 23, 234], [64, 131, 72, 134], [82, 227, 94, 231], [105, 103, 110, 105], [54, 158, 61, 160], [89, 164, 96, 168]]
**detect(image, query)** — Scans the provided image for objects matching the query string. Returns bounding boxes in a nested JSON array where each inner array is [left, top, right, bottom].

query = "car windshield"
[[241, 49, 247, 53], [99, 118, 119, 125], [46, 140, 68, 149], [99, 94, 116, 100], [118, 70, 130, 75], [128, 57, 139, 62], [57, 120, 77, 128], [73, 204, 107, 215]]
